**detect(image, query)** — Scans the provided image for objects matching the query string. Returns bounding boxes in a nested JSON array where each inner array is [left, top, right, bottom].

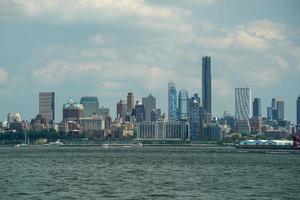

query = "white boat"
[[103, 144, 109, 149], [48, 140, 64, 146]]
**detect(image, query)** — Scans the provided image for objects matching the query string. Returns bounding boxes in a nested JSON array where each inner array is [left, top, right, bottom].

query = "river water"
[[0, 146, 299, 200]]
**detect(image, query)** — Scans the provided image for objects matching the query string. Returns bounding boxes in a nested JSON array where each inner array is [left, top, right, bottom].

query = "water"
[[0, 147, 299, 200]]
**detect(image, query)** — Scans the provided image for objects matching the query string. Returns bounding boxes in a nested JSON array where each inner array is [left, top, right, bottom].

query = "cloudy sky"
[[0, 0, 300, 122]]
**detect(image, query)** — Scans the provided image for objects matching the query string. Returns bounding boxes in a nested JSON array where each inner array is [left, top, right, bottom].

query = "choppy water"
[[0, 146, 299, 200]]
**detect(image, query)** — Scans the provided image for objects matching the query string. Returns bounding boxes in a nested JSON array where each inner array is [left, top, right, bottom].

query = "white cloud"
[[0, 67, 8, 85], [1, 0, 180, 20]]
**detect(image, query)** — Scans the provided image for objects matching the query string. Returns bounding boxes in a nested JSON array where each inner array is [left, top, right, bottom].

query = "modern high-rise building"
[[168, 81, 177, 121], [80, 96, 100, 117], [276, 98, 284, 120], [235, 87, 252, 121], [202, 56, 211, 114], [253, 98, 261, 118], [134, 101, 145, 122], [142, 94, 156, 121], [188, 95, 204, 141], [63, 97, 84, 122], [297, 95, 300, 125], [116, 100, 126, 121], [127, 92, 134, 115], [178, 89, 189, 121], [39, 92, 55, 122]]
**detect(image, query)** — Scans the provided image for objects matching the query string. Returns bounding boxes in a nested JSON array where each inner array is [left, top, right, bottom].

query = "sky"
[[0, 0, 300, 123]]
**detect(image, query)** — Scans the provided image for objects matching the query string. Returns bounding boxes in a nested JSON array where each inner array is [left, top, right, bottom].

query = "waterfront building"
[[116, 100, 126, 121], [297, 95, 300, 125], [80, 96, 100, 117], [134, 101, 145, 122], [253, 98, 261, 118], [39, 92, 55, 122], [235, 120, 250, 134], [202, 123, 222, 141], [63, 97, 84, 122], [136, 121, 189, 141], [202, 56, 212, 114], [127, 92, 134, 115], [178, 89, 189, 121], [30, 114, 49, 131], [142, 94, 156, 121], [235, 87, 252, 121], [79, 116, 105, 133], [168, 81, 177, 121], [99, 106, 110, 116]]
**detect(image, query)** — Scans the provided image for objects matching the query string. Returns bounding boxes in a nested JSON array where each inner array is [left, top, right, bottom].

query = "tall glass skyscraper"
[[202, 56, 211, 114], [276, 98, 284, 120], [178, 89, 188, 121], [297, 95, 300, 125], [80, 96, 100, 117], [168, 82, 177, 121], [39, 92, 55, 122], [253, 98, 261, 118], [235, 87, 251, 121]]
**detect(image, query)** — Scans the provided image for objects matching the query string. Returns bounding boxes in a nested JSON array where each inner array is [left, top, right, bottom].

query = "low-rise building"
[[136, 121, 189, 141]]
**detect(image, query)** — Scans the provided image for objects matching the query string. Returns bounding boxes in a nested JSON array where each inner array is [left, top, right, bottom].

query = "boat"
[[45, 140, 64, 146]]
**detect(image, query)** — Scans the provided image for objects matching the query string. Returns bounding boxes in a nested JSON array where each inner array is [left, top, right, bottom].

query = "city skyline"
[[0, 0, 300, 123]]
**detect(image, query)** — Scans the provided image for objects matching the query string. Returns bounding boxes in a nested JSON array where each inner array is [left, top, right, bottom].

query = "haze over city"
[[0, 0, 300, 123]]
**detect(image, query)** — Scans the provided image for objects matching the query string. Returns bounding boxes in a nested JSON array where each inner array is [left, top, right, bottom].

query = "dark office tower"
[[127, 92, 134, 115], [142, 94, 156, 121], [80, 96, 100, 117], [276, 99, 284, 120], [202, 56, 211, 114], [297, 95, 300, 125], [253, 98, 261, 118], [39, 92, 55, 122], [116, 100, 126, 121]]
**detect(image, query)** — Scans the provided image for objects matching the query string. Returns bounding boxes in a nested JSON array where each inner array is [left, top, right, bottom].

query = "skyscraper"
[[142, 94, 156, 121], [134, 101, 145, 122], [63, 97, 84, 122], [80, 96, 100, 117], [253, 98, 261, 118], [178, 89, 189, 121], [202, 56, 211, 114], [39, 92, 55, 122], [297, 95, 300, 125], [188, 94, 204, 140], [168, 82, 177, 121], [116, 100, 126, 121], [127, 92, 134, 115], [235, 87, 251, 121], [276, 98, 284, 120]]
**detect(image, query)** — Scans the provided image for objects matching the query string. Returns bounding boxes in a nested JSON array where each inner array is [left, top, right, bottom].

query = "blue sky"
[[0, 0, 300, 123]]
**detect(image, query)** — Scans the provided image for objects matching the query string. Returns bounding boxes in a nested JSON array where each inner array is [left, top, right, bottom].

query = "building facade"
[[39, 92, 55, 122], [202, 56, 211, 114], [235, 87, 252, 121], [178, 89, 189, 121], [63, 97, 84, 122], [116, 100, 126, 121], [253, 98, 261, 118], [168, 81, 177, 121], [127, 92, 134, 115], [136, 121, 189, 140], [134, 101, 145, 122], [80, 96, 100, 117], [142, 94, 156, 121]]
